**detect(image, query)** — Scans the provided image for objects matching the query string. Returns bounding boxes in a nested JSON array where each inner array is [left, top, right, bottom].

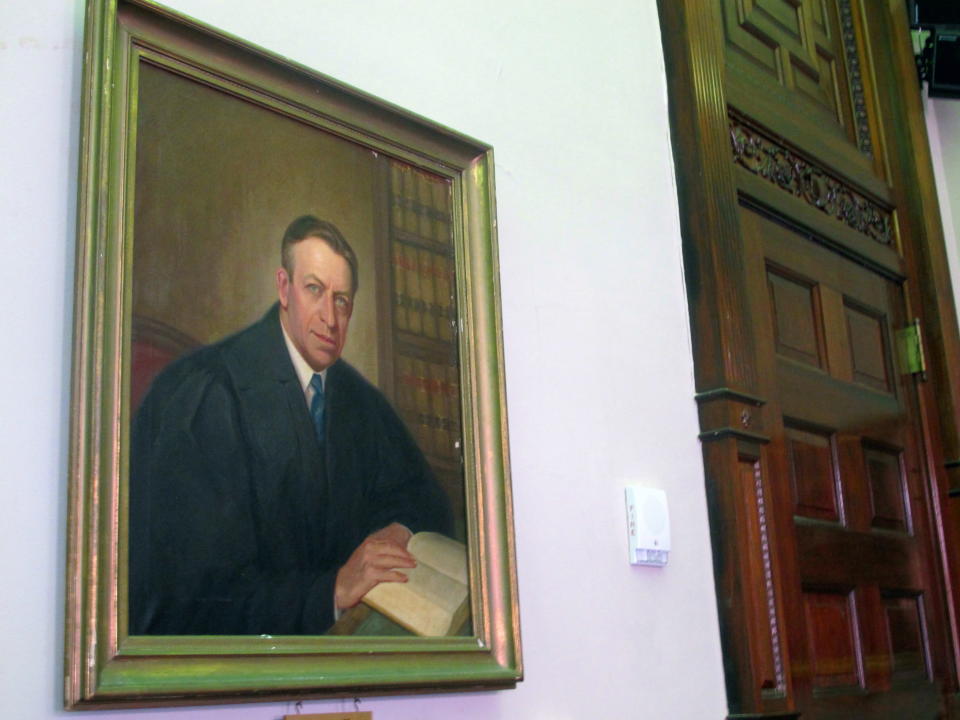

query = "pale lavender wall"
[[0, 1, 728, 717], [926, 95, 960, 310]]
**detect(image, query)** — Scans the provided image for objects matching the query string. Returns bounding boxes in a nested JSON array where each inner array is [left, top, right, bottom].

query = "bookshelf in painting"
[[378, 159, 466, 541]]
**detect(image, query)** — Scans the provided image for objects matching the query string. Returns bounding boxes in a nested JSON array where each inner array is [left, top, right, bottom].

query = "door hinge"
[[896, 318, 927, 380]]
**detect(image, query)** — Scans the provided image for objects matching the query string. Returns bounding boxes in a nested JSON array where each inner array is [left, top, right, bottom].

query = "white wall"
[[0, 1, 727, 718], [926, 95, 960, 306]]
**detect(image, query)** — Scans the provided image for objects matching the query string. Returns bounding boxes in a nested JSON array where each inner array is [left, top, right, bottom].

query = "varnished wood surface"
[[659, 1, 960, 718]]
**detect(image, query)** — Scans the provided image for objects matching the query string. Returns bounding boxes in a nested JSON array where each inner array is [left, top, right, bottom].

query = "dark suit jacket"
[[129, 304, 452, 635]]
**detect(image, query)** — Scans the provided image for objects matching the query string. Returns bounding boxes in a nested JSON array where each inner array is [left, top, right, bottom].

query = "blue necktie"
[[310, 373, 325, 443]]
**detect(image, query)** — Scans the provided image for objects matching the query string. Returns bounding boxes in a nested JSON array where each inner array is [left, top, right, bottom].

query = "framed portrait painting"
[[65, 0, 520, 708]]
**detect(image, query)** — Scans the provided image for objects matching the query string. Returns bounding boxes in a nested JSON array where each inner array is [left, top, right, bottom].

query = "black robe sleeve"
[[129, 356, 340, 635]]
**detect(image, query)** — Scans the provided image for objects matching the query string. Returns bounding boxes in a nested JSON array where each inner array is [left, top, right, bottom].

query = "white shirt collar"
[[280, 317, 326, 396]]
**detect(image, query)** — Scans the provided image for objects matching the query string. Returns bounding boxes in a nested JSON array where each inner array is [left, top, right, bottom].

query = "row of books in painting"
[[392, 241, 456, 342], [394, 354, 461, 463], [390, 162, 451, 247]]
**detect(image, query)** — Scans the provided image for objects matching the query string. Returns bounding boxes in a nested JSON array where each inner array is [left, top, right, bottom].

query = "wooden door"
[[659, 1, 960, 718], [743, 205, 947, 718]]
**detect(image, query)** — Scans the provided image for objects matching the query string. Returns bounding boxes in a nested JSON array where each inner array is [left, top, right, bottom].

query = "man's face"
[[277, 237, 354, 372]]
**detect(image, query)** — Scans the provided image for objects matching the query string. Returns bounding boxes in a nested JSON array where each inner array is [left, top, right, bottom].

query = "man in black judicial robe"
[[129, 216, 452, 635]]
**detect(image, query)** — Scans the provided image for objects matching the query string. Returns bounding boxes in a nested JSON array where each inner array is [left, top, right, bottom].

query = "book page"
[[407, 531, 467, 584], [364, 562, 467, 636]]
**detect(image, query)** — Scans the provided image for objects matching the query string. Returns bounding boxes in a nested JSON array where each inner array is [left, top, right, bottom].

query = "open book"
[[361, 532, 469, 636]]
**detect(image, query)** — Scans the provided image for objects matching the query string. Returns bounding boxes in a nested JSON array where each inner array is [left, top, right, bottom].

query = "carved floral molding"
[[730, 118, 892, 245]]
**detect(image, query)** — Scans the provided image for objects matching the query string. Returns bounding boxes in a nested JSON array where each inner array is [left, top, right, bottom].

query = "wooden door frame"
[[657, 1, 960, 717]]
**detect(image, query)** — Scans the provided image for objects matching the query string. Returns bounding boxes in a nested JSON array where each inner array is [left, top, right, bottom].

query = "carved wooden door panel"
[[660, 0, 960, 718], [725, 2, 951, 718], [741, 206, 946, 718]]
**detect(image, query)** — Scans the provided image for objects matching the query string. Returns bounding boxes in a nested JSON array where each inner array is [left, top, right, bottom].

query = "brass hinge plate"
[[896, 318, 927, 379]]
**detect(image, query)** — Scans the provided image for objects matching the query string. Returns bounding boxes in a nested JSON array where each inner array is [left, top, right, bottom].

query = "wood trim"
[[657, 3, 785, 714], [866, 0, 960, 691], [880, 3, 960, 487], [695, 387, 767, 406], [656, 0, 759, 396], [736, 175, 906, 283], [879, 3, 960, 459], [699, 428, 771, 444]]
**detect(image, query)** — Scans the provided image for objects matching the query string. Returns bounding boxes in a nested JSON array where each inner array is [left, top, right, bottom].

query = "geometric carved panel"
[[864, 444, 909, 533], [768, 266, 823, 369], [882, 593, 929, 683], [791, 31, 839, 120], [845, 300, 891, 393], [803, 589, 863, 690], [787, 425, 839, 522], [724, 0, 846, 122]]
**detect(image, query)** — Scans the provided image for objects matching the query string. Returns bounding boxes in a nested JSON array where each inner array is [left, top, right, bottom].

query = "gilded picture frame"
[[65, 0, 520, 708]]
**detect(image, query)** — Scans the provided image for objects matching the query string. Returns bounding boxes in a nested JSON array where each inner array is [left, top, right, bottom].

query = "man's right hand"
[[334, 523, 416, 610]]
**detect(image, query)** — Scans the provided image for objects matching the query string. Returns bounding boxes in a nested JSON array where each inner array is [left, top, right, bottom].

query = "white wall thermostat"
[[625, 485, 671, 567]]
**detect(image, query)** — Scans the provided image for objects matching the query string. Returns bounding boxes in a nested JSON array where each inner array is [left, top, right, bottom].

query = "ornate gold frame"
[[65, 0, 520, 708]]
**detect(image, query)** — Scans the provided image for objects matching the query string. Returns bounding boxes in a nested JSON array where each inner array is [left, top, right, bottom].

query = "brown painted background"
[[133, 63, 384, 384]]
